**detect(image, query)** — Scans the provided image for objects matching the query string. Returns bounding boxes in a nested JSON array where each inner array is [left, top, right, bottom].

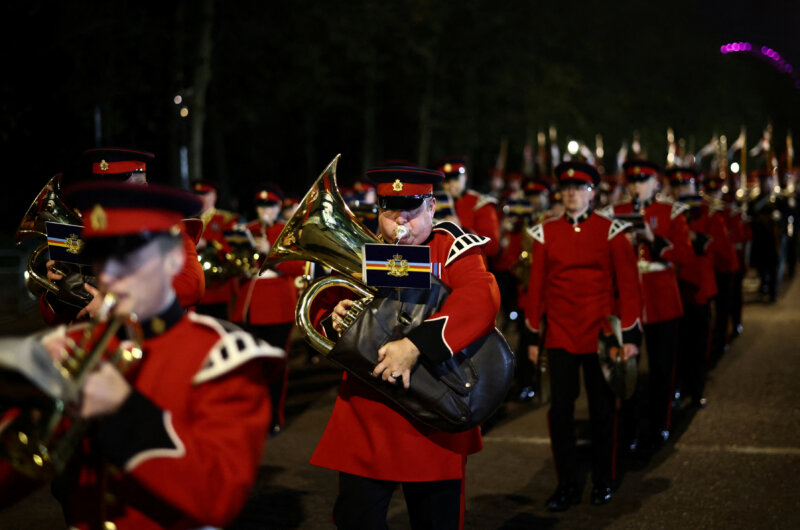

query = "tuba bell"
[[0, 293, 143, 480], [15, 174, 94, 308], [263, 154, 380, 354], [263, 155, 515, 433]]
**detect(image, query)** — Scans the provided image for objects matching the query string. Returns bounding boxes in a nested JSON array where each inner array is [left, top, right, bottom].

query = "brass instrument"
[[15, 174, 93, 307], [0, 294, 143, 479], [263, 155, 380, 354], [264, 155, 515, 433]]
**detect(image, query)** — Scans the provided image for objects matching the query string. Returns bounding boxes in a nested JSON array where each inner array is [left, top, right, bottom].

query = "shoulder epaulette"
[[596, 205, 615, 219], [473, 192, 498, 211], [670, 201, 689, 220], [608, 218, 632, 240], [189, 313, 286, 385], [433, 222, 489, 266], [527, 223, 545, 245], [432, 220, 466, 238]]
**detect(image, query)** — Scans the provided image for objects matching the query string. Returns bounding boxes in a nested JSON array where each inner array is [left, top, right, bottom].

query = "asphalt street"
[[1, 269, 799, 529]]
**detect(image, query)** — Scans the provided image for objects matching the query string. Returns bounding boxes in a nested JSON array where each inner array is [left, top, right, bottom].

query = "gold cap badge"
[[567, 169, 575, 176], [90, 204, 107, 230], [443, 163, 453, 173], [392, 179, 404, 192], [100, 159, 109, 171]]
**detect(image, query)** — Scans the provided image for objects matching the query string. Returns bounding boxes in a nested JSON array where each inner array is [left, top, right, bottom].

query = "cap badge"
[[99, 159, 109, 171], [443, 163, 453, 173], [90, 204, 108, 230], [65, 233, 84, 255], [392, 179, 404, 192], [634, 166, 641, 174], [567, 169, 575, 176], [387, 253, 409, 277]]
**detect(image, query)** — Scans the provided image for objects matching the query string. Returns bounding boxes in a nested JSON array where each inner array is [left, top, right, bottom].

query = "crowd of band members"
[[4, 144, 798, 527], [186, 150, 797, 512]]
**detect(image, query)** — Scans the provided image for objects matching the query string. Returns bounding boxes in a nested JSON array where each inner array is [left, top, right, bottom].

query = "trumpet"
[[0, 293, 143, 480]]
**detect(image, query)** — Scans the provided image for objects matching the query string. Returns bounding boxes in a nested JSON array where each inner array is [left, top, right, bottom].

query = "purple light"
[[787, 65, 794, 73], [762, 46, 769, 54]]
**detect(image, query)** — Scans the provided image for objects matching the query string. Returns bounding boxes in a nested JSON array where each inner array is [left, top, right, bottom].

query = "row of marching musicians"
[[189, 179, 307, 436], [482, 158, 751, 511]]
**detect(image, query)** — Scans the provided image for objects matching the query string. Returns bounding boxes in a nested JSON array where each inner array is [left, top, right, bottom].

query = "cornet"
[[0, 293, 143, 480]]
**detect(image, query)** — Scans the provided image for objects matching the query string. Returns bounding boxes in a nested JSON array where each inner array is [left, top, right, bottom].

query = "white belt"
[[638, 260, 671, 273]]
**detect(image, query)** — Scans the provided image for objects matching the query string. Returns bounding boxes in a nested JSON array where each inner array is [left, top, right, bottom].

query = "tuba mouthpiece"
[[394, 226, 410, 244]]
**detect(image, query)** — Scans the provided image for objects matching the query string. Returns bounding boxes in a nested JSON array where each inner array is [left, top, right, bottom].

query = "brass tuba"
[[263, 154, 380, 354], [0, 293, 143, 480], [15, 174, 93, 307], [264, 155, 515, 433]]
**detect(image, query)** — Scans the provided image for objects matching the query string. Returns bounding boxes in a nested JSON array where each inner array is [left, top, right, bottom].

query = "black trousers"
[[332, 472, 462, 530], [644, 320, 678, 435], [710, 272, 733, 362], [677, 302, 710, 402], [730, 269, 744, 331], [548, 349, 616, 489]]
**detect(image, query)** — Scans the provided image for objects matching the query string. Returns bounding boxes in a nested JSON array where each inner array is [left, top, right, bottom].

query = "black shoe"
[[591, 485, 612, 505], [546, 484, 581, 512]]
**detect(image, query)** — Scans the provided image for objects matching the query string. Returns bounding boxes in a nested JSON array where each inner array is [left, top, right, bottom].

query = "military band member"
[[434, 156, 501, 258], [524, 161, 642, 510], [666, 167, 726, 408], [191, 179, 240, 320], [748, 169, 787, 302], [723, 189, 751, 339], [312, 165, 501, 529], [41, 148, 205, 324], [230, 184, 305, 434], [702, 174, 741, 363], [607, 160, 693, 450], [1, 181, 281, 529]]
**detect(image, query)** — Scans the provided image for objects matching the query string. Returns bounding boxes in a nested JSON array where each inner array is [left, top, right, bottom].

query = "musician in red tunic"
[[190, 179, 241, 320], [433, 156, 501, 258], [0, 181, 281, 529], [702, 174, 741, 365], [524, 161, 642, 511], [40, 148, 205, 324], [666, 166, 728, 408], [312, 165, 501, 529], [230, 184, 305, 434], [602, 160, 694, 450]]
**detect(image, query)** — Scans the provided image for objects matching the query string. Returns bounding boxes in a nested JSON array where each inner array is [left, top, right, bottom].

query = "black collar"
[[140, 297, 184, 339], [564, 210, 592, 226], [633, 196, 654, 210]]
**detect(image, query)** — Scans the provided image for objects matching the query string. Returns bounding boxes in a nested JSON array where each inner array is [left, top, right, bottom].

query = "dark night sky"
[[2, 0, 799, 237]]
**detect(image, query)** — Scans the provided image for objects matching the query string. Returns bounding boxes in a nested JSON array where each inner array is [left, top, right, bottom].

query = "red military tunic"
[[309, 222, 501, 481], [1, 300, 282, 529], [725, 202, 751, 273], [524, 212, 642, 352], [705, 199, 740, 274], [603, 198, 693, 324], [677, 197, 727, 305], [230, 221, 304, 327], [454, 190, 501, 258]]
